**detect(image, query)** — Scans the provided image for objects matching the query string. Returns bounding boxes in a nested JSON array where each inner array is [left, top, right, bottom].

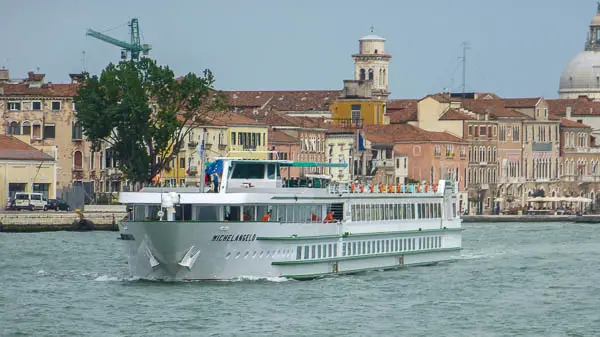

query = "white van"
[[13, 192, 47, 211]]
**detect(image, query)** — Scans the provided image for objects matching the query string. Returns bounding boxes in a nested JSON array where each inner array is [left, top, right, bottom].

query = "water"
[[1, 222, 599, 337]]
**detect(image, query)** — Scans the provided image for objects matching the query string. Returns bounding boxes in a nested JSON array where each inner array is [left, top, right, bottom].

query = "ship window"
[[147, 205, 162, 221], [133, 205, 146, 221], [376, 240, 380, 253], [223, 206, 240, 221], [175, 204, 193, 221], [296, 246, 302, 260], [304, 245, 310, 259], [352, 242, 357, 255], [317, 245, 322, 259], [311, 245, 316, 259], [399, 239, 402, 251], [267, 164, 277, 179], [333, 243, 338, 257], [231, 163, 265, 179], [372, 241, 376, 253], [386, 240, 390, 252]]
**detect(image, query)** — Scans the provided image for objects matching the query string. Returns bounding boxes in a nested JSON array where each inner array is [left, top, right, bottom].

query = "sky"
[[0, 0, 597, 99]]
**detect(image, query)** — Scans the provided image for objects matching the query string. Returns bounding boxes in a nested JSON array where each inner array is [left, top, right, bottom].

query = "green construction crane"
[[86, 18, 151, 60]]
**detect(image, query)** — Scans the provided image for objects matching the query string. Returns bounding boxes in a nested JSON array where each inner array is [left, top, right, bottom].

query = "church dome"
[[559, 51, 600, 93], [558, 6, 600, 99], [359, 34, 385, 41]]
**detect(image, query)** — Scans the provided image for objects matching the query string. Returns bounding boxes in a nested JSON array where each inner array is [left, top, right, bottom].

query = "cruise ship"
[[117, 159, 462, 280]]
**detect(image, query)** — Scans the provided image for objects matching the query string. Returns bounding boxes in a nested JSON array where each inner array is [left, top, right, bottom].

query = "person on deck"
[[323, 211, 335, 223], [213, 174, 220, 193], [261, 210, 272, 221]]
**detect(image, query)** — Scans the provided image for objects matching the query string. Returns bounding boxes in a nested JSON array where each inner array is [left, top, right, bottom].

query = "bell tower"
[[352, 27, 392, 97], [585, 3, 600, 51]]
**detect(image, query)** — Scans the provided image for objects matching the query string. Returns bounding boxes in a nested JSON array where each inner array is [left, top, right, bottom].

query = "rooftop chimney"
[[0, 68, 8, 83]]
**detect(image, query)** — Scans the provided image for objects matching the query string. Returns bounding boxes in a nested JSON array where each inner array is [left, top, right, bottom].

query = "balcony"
[[188, 140, 198, 148], [218, 143, 227, 150], [566, 147, 600, 153], [72, 166, 84, 173], [187, 166, 198, 176], [532, 142, 552, 152], [204, 142, 212, 150], [433, 151, 441, 158], [375, 159, 394, 168]]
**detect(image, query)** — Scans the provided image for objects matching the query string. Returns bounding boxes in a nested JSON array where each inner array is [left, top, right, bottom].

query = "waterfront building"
[[324, 126, 355, 183], [558, 117, 600, 208], [0, 70, 93, 195], [364, 124, 468, 212], [268, 129, 300, 178], [0, 135, 57, 202]]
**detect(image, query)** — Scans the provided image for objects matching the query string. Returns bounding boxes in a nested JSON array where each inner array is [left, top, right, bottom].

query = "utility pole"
[[461, 41, 470, 97]]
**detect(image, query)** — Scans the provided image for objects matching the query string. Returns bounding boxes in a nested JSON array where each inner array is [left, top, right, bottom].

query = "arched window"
[[479, 146, 485, 162], [7, 121, 20, 135], [22, 121, 31, 135], [368, 68, 374, 81], [359, 68, 366, 81], [382, 69, 386, 86], [73, 151, 83, 169], [487, 147, 492, 163]]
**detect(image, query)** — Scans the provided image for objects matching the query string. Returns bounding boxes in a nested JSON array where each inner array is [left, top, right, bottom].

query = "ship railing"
[[327, 183, 440, 195]]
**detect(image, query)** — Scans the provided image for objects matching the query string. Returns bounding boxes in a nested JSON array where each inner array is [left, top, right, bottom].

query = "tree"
[[74, 58, 227, 184]]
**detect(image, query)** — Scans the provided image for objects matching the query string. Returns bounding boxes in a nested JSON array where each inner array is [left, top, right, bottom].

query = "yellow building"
[[179, 112, 268, 186], [330, 80, 388, 126], [0, 135, 57, 203]]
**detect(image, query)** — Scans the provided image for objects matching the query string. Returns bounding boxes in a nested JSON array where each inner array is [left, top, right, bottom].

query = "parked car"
[[13, 192, 47, 211], [46, 198, 71, 211]]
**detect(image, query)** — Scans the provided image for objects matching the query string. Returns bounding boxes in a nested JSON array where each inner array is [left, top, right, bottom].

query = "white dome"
[[359, 34, 385, 41], [559, 51, 600, 94], [592, 14, 600, 26]]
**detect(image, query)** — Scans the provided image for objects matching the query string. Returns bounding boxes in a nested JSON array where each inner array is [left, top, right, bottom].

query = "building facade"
[[0, 71, 93, 195], [0, 135, 57, 203]]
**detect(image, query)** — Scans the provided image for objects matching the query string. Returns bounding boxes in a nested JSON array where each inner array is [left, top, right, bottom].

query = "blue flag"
[[358, 132, 366, 151]]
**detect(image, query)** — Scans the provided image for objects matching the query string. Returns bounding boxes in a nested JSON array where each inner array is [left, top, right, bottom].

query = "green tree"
[[74, 58, 227, 184]]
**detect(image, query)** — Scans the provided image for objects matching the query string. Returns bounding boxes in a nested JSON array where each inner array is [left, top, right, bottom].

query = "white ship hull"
[[119, 218, 462, 280]]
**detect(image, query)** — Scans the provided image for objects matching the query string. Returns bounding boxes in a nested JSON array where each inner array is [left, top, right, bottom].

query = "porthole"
[[252, 251, 257, 258], [244, 251, 249, 259], [225, 252, 231, 259], [235, 252, 241, 259]]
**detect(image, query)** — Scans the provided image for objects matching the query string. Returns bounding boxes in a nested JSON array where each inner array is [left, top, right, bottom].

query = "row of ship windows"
[[351, 203, 442, 221], [295, 236, 443, 260], [225, 249, 294, 260]]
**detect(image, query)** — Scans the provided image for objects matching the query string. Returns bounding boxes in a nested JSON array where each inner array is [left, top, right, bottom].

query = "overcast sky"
[[0, 0, 596, 99]]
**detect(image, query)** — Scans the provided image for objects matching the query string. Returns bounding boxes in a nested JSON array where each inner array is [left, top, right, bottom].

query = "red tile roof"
[[269, 130, 299, 144], [386, 99, 418, 123], [0, 136, 54, 161], [546, 97, 600, 116], [0, 83, 78, 97], [190, 111, 265, 127], [560, 118, 591, 129], [364, 124, 466, 144], [439, 108, 474, 120], [501, 98, 541, 108], [225, 90, 341, 112]]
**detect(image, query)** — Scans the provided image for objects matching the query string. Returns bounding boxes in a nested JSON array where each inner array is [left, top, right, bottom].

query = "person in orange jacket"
[[261, 210, 272, 221]]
